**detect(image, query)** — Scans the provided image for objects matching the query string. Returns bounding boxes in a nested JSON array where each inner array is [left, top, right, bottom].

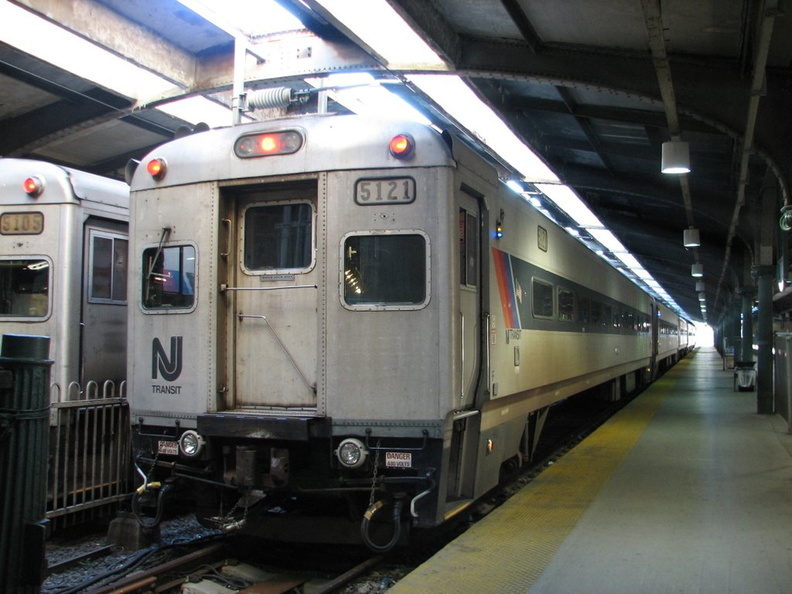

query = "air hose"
[[131, 480, 171, 529], [360, 493, 406, 552]]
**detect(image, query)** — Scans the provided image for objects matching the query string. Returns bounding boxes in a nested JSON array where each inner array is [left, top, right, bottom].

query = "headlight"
[[336, 438, 368, 469], [179, 430, 205, 457]]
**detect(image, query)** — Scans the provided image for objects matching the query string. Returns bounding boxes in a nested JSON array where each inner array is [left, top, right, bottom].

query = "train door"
[[82, 224, 128, 385], [227, 181, 319, 410], [446, 187, 483, 502], [458, 189, 481, 407]]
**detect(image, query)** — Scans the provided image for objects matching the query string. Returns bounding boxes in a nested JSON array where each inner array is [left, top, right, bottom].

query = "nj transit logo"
[[152, 337, 183, 381]]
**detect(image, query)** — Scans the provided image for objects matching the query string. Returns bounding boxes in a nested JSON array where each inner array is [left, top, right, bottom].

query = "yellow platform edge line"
[[390, 354, 694, 593]]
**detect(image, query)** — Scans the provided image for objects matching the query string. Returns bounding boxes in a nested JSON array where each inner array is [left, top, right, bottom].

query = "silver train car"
[[128, 114, 687, 550], [0, 158, 129, 401]]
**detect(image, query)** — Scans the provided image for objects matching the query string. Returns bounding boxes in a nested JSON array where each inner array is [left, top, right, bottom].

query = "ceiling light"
[[695, 281, 705, 292], [691, 263, 704, 277], [683, 227, 700, 247], [662, 141, 690, 174]]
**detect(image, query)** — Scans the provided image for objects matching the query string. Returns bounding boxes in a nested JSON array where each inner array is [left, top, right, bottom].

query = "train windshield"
[[0, 259, 50, 317], [343, 233, 428, 308], [142, 245, 195, 310]]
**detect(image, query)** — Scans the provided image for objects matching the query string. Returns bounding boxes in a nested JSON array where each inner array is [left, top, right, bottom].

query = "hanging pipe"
[[410, 476, 436, 518], [360, 493, 406, 553]]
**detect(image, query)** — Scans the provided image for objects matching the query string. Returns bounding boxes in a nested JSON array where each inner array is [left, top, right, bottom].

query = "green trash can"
[[0, 334, 52, 593]]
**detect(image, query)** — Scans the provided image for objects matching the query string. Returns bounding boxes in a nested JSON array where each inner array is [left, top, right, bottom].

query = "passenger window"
[[577, 295, 590, 324], [89, 231, 127, 304], [532, 278, 554, 319], [142, 245, 195, 310], [0, 259, 50, 317], [343, 233, 428, 309], [591, 300, 603, 326], [558, 288, 575, 322], [244, 203, 313, 272]]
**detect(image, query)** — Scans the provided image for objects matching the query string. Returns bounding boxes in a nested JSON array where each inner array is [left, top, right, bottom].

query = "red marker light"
[[389, 134, 414, 159], [146, 158, 167, 180], [234, 130, 303, 158], [23, 176, 44, 197]]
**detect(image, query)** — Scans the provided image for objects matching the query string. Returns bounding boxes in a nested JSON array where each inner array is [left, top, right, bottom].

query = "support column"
[[753, 265, 774, 413], [739, 287, 755, 363]]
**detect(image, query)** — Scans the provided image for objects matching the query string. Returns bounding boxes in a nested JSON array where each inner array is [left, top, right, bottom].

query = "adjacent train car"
[[0, 158, 129, 401], [128, 113, 682, 550]]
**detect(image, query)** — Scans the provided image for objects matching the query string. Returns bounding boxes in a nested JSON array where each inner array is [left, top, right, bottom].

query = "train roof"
[[129, 113, 462, 191], [0, 158, 129, 211]]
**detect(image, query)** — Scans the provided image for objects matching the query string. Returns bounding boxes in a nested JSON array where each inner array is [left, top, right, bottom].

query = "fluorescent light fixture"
[[409, 75, 559, 183], [588, 228, 628, 254], [662, 141, 690, 174], [315, 0, 448, 70], [305, 74, 431, 125], [615, 252, 644, 271], [692, 263, 704, 277], [157, 96, 241, 128], [535, 184, 601, 227], [181, 0, 303, 36], [506, 180, 524, 194], [0, 1, 176, 101]]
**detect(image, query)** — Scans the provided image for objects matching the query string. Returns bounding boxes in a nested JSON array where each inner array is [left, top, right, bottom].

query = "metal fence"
[[47, 381, 132, 529]]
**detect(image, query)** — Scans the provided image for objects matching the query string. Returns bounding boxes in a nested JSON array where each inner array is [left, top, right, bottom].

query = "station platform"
[[390, 347, 792, 593]]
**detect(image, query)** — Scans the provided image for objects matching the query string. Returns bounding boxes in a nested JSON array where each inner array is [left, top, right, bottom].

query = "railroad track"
[[46, 536, 386, 594]]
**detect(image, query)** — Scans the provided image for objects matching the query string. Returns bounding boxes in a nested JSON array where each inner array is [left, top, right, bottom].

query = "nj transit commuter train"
[[0, 158, 129, 402], [127, 113, 690, 550]]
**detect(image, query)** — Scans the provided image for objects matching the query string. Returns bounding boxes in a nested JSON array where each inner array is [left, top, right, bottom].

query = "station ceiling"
[[2, 0, 791, 325]]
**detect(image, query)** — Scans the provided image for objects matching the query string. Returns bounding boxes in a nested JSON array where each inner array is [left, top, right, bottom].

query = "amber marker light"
[[389, 134, 414, 159], [146, 158, 167, 180], [22, 176, 44, 197]]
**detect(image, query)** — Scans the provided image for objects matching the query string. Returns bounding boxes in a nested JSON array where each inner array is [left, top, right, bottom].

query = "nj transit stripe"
[[491, 247, 520, 329]]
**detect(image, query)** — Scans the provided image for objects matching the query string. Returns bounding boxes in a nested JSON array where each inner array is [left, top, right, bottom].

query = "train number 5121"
[[355, 177, 416, 205]]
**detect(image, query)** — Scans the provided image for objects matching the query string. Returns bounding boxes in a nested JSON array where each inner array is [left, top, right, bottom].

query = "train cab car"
[[128, 113, 670, 550], [0, 158, 129, 401]]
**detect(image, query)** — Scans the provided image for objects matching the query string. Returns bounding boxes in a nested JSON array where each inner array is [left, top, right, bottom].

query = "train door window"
[[0, 258, 50, 317], [531, 278, 554, 319], [243, 202, 313, 273], [558, 288, 575, 322], [342, 232, 429, 310], [459, 209, 478, 288], [88, 231, 128, 304], [142, 245, 196, 310]]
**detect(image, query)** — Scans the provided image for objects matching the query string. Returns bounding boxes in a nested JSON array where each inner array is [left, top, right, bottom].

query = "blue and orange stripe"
[[491, 247, 520, 329]]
